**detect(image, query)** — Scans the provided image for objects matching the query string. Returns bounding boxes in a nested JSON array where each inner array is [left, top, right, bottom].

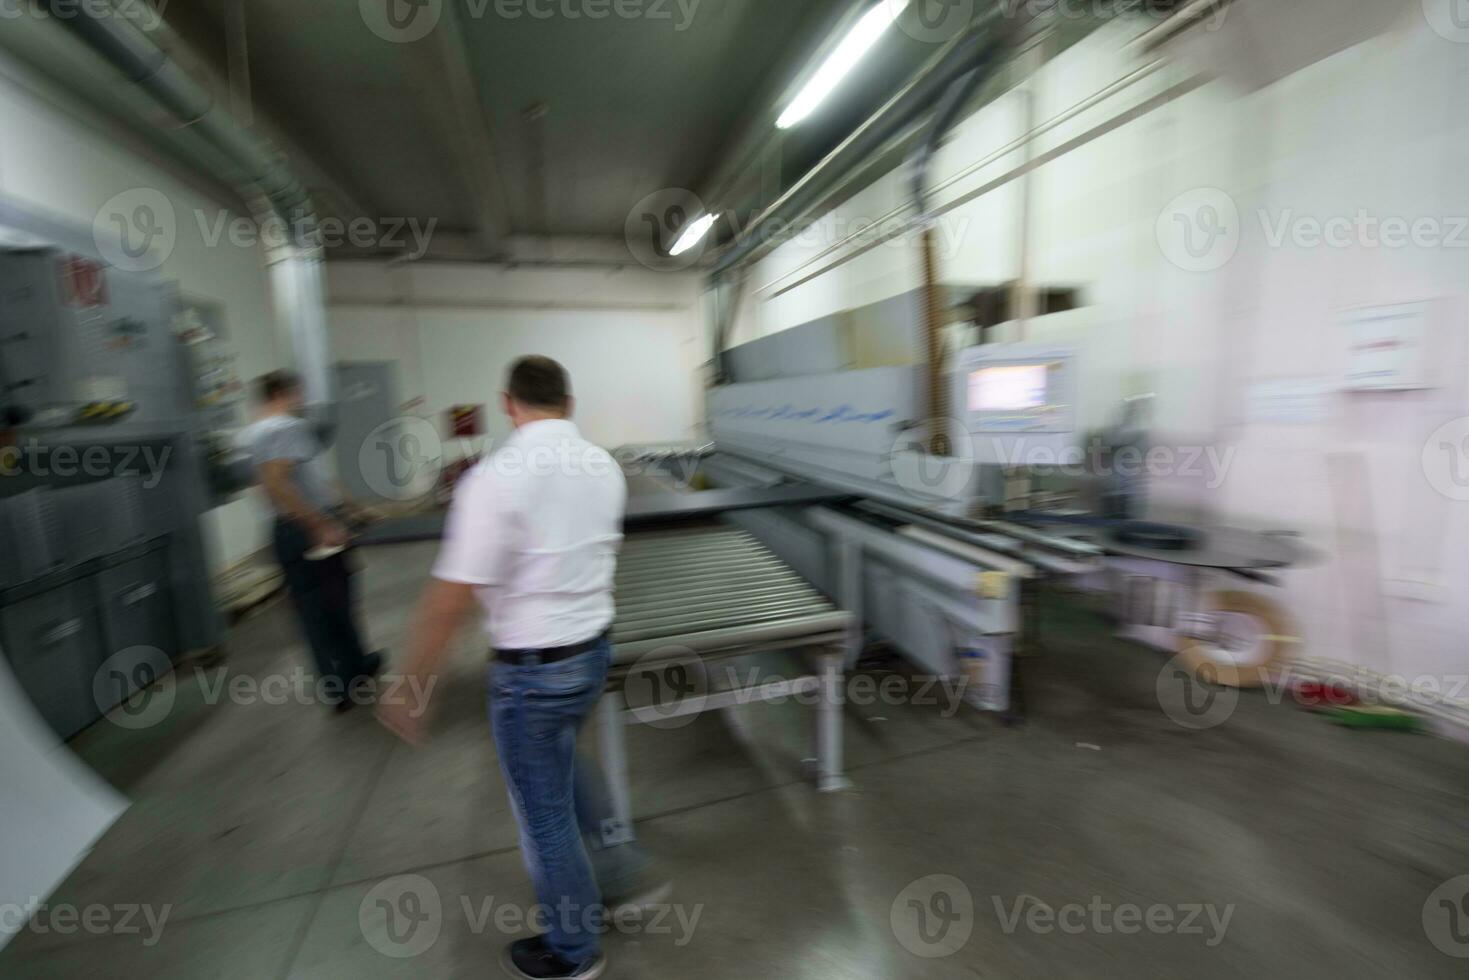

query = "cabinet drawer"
[[94, 554, 177, 711], [0, 582, 104, 739]]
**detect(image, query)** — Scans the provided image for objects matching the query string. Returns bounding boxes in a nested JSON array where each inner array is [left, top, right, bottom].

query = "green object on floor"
[[1326, 705, 1426, 732]]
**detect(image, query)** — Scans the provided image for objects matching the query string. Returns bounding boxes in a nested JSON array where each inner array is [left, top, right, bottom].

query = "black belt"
[[494, 630, 609, 666]]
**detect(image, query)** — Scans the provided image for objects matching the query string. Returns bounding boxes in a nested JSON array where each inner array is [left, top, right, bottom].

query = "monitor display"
[[968, 364, 1050, 413]]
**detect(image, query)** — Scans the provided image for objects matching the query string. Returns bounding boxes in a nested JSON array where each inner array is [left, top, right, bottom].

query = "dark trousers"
[[272, 518, 370, 699]]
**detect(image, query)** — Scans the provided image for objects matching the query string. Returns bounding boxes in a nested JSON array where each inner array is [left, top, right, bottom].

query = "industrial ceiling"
[[148, 0, 949, 262]]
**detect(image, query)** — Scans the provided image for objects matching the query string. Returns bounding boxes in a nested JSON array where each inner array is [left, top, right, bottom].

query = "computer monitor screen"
[[968, 364, 1050, 412]]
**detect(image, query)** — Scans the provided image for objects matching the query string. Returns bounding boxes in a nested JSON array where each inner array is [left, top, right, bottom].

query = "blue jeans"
[[489, 637, 612, 965]]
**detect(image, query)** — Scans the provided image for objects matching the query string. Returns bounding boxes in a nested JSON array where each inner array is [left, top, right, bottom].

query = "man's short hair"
[[256, 369, 301, 404], [506, 356, 571, 411]]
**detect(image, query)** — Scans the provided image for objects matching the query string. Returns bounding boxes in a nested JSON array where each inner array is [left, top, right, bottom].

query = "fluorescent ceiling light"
[[670, 213, 718, 256], [776, 0, 910, 130]]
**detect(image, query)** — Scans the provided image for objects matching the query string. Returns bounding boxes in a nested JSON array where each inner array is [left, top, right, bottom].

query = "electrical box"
[[0, 248, 189, 425]]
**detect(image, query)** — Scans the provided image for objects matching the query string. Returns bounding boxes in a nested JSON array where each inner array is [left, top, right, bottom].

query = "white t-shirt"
[[433, 419, 626, 650]]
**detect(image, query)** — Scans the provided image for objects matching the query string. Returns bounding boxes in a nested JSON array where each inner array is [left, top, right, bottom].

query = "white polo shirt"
[[433, 419, 627, 650]]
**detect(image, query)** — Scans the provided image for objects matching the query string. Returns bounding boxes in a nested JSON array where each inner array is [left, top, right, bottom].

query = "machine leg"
[[836, 539, 864, 670], [597, 690, 636, 846], [815, 650, 851, 792]]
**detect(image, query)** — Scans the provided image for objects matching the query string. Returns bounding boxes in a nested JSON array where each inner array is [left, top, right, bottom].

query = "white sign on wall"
[[1340, 302, 1431, 391]]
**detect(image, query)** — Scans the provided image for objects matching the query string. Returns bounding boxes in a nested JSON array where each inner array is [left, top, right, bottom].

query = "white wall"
[[0, 52, 283, 572], [326, 260, 706, 455], [726, 5, 1469, 686]]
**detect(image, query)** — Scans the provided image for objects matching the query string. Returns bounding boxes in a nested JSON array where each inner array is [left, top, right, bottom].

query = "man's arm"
[[375, 577, 477, 745], [376, 464, 507, 744], [256, 459, 347, 547]]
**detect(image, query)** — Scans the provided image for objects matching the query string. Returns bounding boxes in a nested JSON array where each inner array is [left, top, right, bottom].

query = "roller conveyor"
[[594, 522, 854, 848], [610, 525, 850, 661]]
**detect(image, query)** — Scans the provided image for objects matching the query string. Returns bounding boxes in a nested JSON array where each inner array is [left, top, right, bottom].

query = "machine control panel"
[[955, 343, 1077, 434]]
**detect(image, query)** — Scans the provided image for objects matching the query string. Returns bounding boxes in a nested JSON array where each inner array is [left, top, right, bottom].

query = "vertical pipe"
[[920, 226, 951, 454]]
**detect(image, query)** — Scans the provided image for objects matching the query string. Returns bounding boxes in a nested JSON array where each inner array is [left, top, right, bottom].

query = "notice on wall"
[[1340, 302, 1431, 391], [1248, 376, 1333, 424]]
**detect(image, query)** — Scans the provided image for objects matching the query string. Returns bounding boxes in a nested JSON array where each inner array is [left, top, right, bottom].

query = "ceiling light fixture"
[[776, 0, 911, 130], [670, 213, 719, 257]]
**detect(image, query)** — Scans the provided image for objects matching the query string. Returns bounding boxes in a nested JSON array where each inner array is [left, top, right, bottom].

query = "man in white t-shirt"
[[378, 356, 648, 980]]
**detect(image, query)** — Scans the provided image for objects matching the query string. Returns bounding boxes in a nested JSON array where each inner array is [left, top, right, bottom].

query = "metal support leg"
[[837, 538, 864, 669], [816, 648, 850, 792], [597, 690, 636, 846]]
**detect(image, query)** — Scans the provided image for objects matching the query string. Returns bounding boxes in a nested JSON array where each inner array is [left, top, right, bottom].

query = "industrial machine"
[[360, 292, 1303, 829], [694, 296, 1304, 719]]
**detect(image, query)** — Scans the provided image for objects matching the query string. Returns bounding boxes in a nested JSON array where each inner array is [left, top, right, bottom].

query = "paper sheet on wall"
[[1248, 376, 1333, 424], [1341, 302, 1431, 391]]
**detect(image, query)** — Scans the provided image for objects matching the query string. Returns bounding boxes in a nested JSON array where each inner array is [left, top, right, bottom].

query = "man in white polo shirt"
[[378, 356, 642, 980]]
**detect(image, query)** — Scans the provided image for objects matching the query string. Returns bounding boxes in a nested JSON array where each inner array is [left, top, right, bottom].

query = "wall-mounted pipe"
[[44, 1, 332, 412], [47, 3, 314, 231]]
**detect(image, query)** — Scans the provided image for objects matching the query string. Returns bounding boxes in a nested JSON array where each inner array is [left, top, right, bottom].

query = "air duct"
[[45, 1, 333, 413]]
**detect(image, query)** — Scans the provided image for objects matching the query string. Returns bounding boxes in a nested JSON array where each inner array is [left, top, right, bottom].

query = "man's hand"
[[376, 579, 477, 745], [313, 520, 350, 550], [376, 680, 430, 746]]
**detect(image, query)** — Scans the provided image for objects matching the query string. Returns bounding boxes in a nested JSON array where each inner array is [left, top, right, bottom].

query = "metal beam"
[[401, 1, 511, 259]]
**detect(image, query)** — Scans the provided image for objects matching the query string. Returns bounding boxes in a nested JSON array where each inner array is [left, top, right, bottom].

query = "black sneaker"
[[359, 651, 386, 679], [502, 936, 605, 980]]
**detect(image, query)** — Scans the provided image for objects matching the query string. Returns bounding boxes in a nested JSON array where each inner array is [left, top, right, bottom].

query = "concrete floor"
[[3, 542, 1469, 978]]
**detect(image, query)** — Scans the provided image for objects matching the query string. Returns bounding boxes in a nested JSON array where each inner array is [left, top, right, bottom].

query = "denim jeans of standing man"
[[489, 635, 651, 966]]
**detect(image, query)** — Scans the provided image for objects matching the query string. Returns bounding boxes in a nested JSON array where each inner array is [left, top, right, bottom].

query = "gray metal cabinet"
[[0, 582, 105, 739], [94, 553, 176, 712]]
